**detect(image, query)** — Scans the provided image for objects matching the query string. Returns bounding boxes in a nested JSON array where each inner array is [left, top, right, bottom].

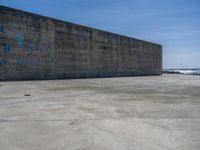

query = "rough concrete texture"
[[0, 74, 200, 150], [0, 5, 162, 80]]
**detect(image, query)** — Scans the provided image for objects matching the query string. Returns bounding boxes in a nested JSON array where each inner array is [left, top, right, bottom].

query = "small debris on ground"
[[24, 94, 31, 96]]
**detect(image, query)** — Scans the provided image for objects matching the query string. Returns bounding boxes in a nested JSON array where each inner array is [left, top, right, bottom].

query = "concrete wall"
[[0, 5, 162, 81]]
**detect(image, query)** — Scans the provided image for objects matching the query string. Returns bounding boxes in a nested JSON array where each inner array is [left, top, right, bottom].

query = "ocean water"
[[163, 69, 200, 75]]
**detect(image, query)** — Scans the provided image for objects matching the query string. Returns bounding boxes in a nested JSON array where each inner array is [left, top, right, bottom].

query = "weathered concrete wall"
[[0, 5, 162, 80]]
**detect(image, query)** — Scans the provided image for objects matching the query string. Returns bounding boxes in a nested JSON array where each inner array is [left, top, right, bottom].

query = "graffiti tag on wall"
[[0, 24, 54, 65]]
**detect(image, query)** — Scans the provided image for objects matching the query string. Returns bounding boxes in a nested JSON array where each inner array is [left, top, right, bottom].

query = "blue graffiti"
[[28, 44, 33, 55], [4, 44, 12, 54], [16, 58, 24, 65], [0, 58, 7, 65], [16, 34, 24, 48], [0, 25, 4, 33]]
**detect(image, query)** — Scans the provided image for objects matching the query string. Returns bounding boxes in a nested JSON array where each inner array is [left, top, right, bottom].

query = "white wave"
[[164, 69, 200, 75]]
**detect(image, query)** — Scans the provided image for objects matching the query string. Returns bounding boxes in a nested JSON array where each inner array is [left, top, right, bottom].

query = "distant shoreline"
[[163, 69, 200, 75]]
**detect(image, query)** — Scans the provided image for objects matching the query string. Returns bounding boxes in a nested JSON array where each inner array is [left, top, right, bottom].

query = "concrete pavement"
[[0, 74, 200, 150]]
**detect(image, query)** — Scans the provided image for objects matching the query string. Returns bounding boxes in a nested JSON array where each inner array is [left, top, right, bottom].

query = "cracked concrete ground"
[[0, 74, 200, 150]]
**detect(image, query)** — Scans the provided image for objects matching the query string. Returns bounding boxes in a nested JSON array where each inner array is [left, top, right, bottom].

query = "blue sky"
[[0, 0, 200, 69]]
